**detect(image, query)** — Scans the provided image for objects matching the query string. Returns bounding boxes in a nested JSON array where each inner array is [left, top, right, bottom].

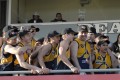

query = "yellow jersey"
[[14, 42, 29, 65], [93, 52, 112, 69]]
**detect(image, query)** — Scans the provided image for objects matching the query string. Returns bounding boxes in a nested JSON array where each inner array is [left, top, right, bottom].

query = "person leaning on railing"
[[56, 28, 79, 74], [13, 30, 48, 75], [37, 31, 61, 73]]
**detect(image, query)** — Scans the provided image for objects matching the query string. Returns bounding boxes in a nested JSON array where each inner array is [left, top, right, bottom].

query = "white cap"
[[33, 12, 39, 15]]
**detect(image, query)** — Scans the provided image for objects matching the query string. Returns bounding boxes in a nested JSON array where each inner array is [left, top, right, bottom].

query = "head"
[[97, 40, 110, 53], [78, 25, 88, 41], [19, 30, 31, 43], [116, 33, 120, 43], [2, 26, 19, 38], [36, 37, 44, 46], [29, 25, 40, 37], [5, 29, 18, 45], [87, 27, 96, 41], [48, 31, 61, 44], [56, 13, 62, 20], [63, 28, 78, 41], [32, 12, 39, 20]]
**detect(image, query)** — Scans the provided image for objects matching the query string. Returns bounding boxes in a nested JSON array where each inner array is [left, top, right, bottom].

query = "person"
[[92, 40, 118, 74], [28, 26, 41, 66], [14, 30, 47, 74], [0, 26, 19, 63], [51, 13, 66, 22], [111, 34, 120, 57], [38, 31, 61, 71], [36, 37, 44, 46], [28, 12, 43, 23], [0, 29, 18, 72], [56, 28, 79, 74], [111, 34, 120, 66], [87, 27, 97, 54], [70, 25, 92, 74]]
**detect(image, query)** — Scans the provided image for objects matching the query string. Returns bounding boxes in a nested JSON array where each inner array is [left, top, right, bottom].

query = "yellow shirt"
[[74, 38, 91, 59], [44, 43, 58, 62], [57, 43, 70, 64], [14, 42, 29, 65], [93, 52, 112, 69], [31, 38, 37, 48]]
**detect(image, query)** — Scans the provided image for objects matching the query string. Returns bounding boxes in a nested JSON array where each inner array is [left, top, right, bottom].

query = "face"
[[51, 35, 61, 44], [33, 15, 39, 20], [87, 33, 95, 41], [118, 36, 120, 42], [22, 33, 31, 43], [99, 43, 108, 53], [78, 31, 88, 41], [30, 28, 36, 37], [56, 14, 62, 20], [7, 37, 17, 45], [66, 33, 74, 41]]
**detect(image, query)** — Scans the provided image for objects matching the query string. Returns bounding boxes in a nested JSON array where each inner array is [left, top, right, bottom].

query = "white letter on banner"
[[77, 23, 93, 29], [109, 22, 120, 33], [94, 23, 107, 33]]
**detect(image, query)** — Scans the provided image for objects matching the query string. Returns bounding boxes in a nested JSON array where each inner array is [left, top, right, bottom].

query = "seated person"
[[28, 12, 43, 23], [51, 13, 66, 22]]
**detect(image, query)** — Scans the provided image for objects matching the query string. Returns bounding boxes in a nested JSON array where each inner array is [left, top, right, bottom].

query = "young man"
[[56, 28, 79, 73], [70, 25, 92, 74], [14, 30, 46, 74], [0, 29, 18, 72], [28, 26, 40, 65], [92, 40, 118, 74], [38, 31, 61, 71]]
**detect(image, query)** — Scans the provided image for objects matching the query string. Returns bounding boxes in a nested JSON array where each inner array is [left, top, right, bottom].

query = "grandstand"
[[0, 0, 120, 80]]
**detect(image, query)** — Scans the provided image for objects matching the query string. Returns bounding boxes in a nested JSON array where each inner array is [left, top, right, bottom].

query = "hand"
[[70, 66, 79, 73], [32, 67, 44, 74], [42, 67, 50, 74]]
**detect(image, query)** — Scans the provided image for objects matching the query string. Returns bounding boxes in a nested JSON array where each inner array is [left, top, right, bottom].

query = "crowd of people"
[[28, 13, 66, 23], [0, 24, 120, 76]]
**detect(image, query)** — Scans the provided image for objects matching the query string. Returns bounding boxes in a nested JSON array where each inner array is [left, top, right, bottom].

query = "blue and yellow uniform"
[[43, 43, 58, 69], [0, 45, 16, 71], [74, 38, 91, 69], [56, 43, 71, 70], [31, 38, 37, 48], [93, 52, 112, 74], [14, 42, 29, 71]]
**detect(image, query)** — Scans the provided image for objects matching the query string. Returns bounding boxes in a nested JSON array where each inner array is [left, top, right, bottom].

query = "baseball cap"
[[29, 25, 40, 32], [19, 30, 29, 38], [97, 40, 110, 46], [89, 27, 96, 34], [2, 25, 19, 33], [78, 25, 88, 32], [63, 28, 78, 35], [48, 31, 61, 38], [5, 29, 18, 39]]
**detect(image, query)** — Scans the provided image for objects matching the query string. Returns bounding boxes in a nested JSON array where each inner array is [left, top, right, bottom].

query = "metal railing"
[[0, 69, 120, 75]]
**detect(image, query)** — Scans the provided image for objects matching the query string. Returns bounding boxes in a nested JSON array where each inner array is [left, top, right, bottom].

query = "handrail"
[[0, 69, 120, 74]]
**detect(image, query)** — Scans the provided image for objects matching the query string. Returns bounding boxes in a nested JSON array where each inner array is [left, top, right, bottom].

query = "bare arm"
[[15, 49, 43, 74], [0, 37, 3, 47], [70, 41, 81, 69], [4, 45, 31, 55], [59, 41, 77, 71], [4, 45, 21, 54], [107, 48, 118, 68], [38, 44, 51, 69]]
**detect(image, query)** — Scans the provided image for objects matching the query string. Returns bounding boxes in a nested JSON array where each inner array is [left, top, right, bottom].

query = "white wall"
[[11, 0, 120, 23], [11, 0, 25, 23]]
